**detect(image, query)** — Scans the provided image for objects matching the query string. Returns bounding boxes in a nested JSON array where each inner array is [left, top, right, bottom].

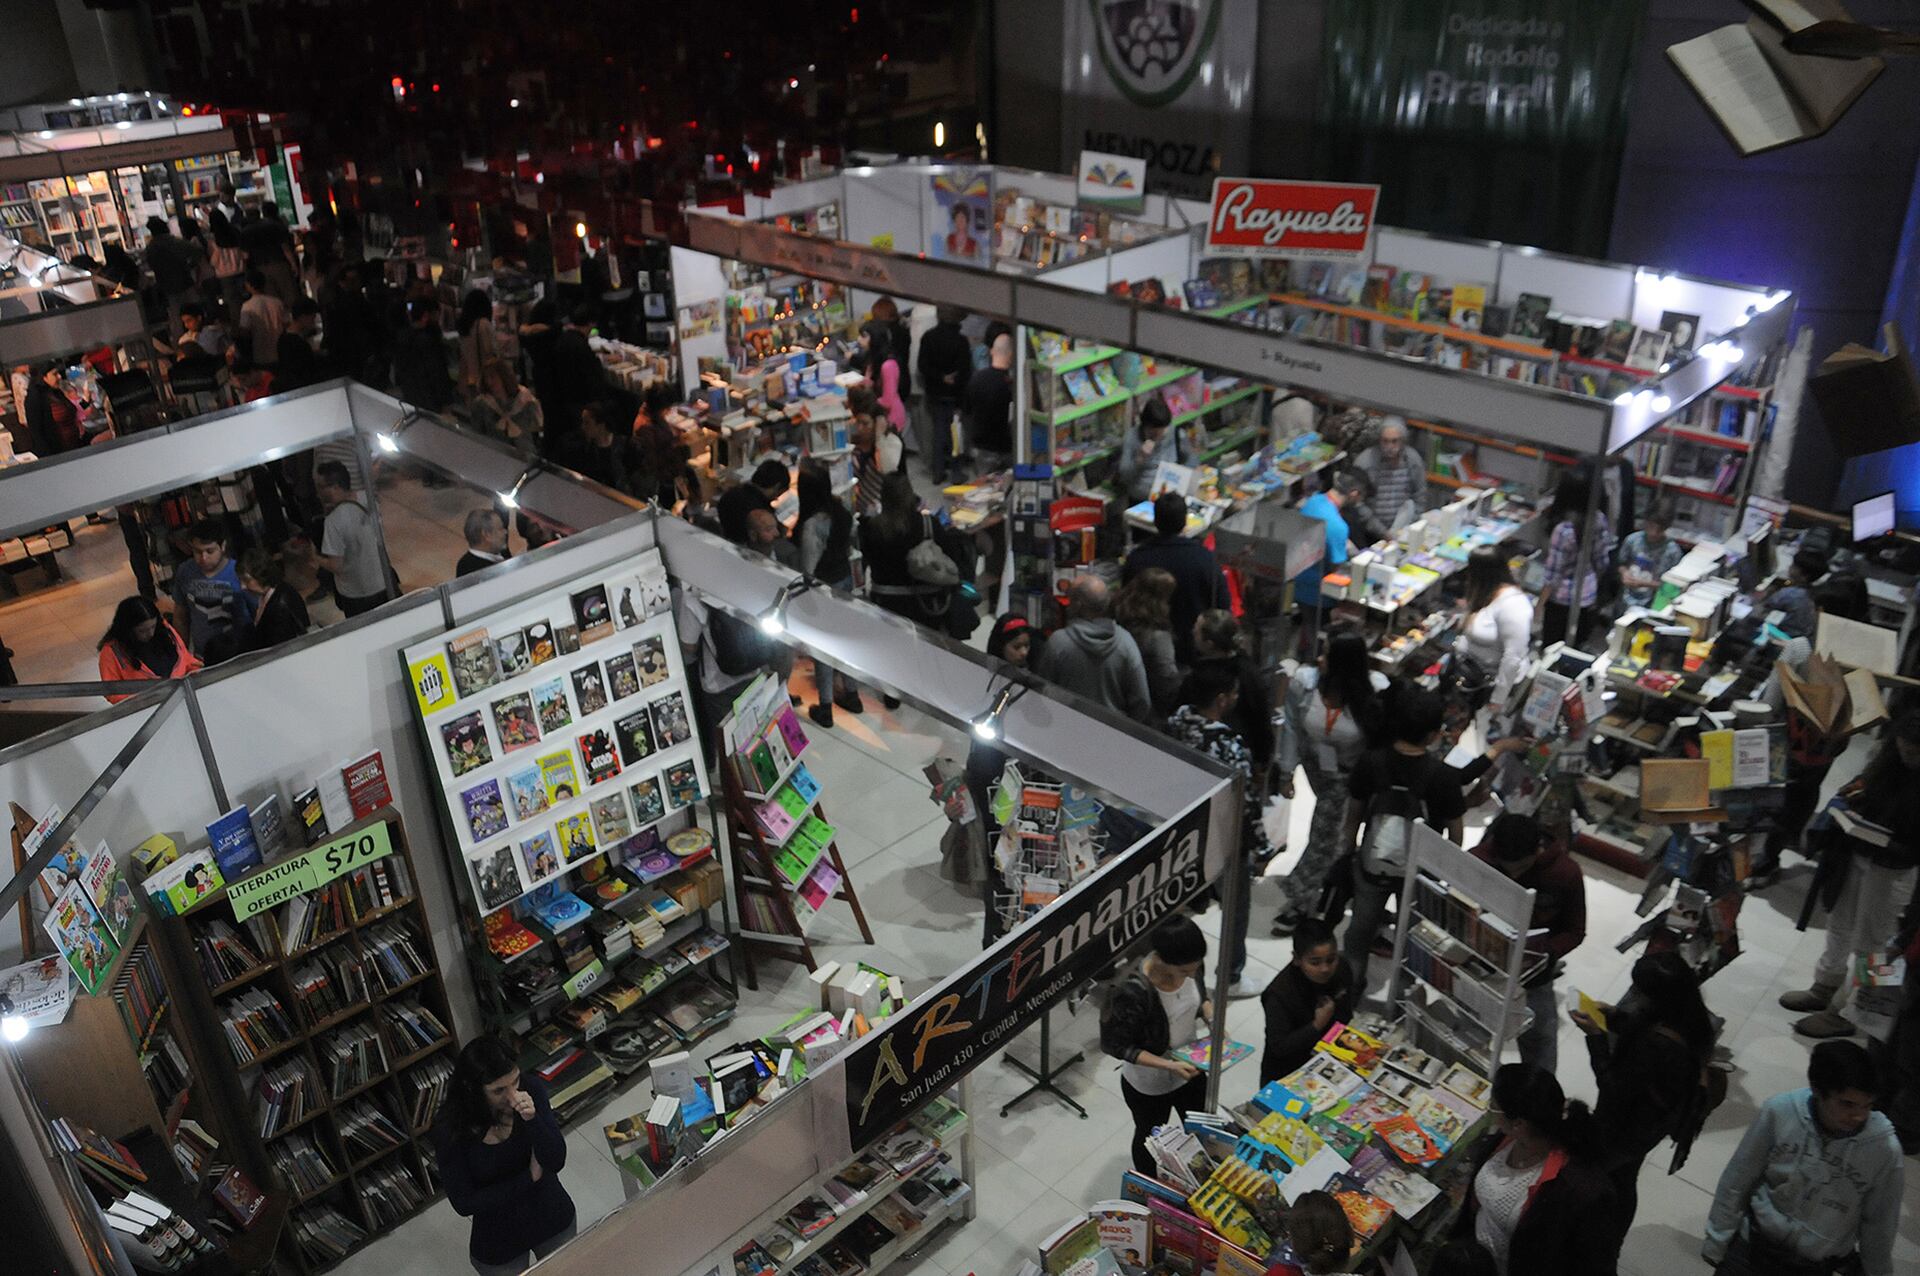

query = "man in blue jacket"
[[1704, 1040, 1903, 1276]]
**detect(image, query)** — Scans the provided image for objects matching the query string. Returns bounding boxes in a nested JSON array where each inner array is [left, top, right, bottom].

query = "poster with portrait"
[[928, 169, 993, 268]]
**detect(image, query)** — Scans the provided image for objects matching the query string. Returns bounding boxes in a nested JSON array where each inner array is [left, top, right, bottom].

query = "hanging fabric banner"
[[1060, 0, 1260, 201], [1315, 1, 1647, 258]]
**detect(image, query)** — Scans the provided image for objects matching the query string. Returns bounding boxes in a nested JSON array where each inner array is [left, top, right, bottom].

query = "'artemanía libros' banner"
[[1316, 1, 1647, 257], [1060, 0, 1260, 200]]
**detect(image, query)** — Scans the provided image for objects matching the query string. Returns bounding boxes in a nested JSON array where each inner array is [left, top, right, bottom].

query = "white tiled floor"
[[10, 469, 1916, 1276]]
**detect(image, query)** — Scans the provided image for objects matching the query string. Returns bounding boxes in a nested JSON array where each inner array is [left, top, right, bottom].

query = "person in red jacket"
[[1473, 811, 1587, 1072], [96, 596, 202, 703]]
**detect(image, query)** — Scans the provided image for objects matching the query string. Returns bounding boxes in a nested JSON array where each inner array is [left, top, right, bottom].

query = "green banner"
[[1315, 1, 1647, 258], [229, 821, 395, 920]]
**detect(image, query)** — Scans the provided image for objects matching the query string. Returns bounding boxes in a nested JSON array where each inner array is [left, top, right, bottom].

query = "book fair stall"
[[0, 374, 1244, 1276]]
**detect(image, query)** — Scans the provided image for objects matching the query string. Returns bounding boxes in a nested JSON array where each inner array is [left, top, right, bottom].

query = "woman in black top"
[[795, 459, 862, 727], [1571, 950, 1714, 1253], [237, 548, 309, 652], [431, 1037, 575, 1276], [1099, 916, 1213, 1175]]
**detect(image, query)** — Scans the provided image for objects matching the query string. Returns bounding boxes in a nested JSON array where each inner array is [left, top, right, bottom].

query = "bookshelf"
[[144, 808, 455, 1275], [717, 675, 873, 989]]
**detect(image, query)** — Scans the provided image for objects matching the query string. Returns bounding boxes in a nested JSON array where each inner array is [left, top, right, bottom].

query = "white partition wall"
[[668, 245, 730, 392], [1373, 230, 1503, 294]]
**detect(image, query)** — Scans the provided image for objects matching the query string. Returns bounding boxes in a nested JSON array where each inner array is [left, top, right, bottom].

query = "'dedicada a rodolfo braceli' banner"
[[1316, 0, 1648, 258]]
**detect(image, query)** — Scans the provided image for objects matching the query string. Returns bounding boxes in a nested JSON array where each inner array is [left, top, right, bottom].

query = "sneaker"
[[1228, 976, 1264, 1000], [808, 703, 834, 730], [1792, 1010, 1858, 1039], [1270, 912, 1303, 938]]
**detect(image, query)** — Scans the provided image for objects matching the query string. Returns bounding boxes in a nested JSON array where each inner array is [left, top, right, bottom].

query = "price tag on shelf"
[[565, 959, 606, 1001]]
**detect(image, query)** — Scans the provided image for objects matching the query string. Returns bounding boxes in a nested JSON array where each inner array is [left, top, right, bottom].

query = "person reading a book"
[[1780, 709, 1920, 1039], [1284, 1190, 1358, 1276], [1472, 812, 1586, 1072], [1703, 1040, 1903, 1276], [1462, 1065, 1618, 1276], [1258, 919, 1356, 1084], [1118, 396, 1185, 505], [1616, 499, 1684, 610], [1570, 951, 1717, 1253], [97, 596, 202, 702], [433, 1035, 575, 1276], [1098, 915, 1214, 1175]]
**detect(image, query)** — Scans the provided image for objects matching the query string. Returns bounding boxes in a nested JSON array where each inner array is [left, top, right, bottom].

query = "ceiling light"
[[510, 97, 520, 108], [1614, 391, 1634, 406], [933, 121, 945, 148], [1651, 393, 1672, 412]]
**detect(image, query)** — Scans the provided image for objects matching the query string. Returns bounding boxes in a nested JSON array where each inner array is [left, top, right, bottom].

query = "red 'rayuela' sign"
[[1204, 177, 1382, 260]]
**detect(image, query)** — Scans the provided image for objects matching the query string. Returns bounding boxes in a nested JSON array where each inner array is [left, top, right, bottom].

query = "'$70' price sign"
[[229, 821, 396, 921]]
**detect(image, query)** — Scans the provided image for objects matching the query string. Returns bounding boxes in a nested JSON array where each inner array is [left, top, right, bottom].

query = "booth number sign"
[[229, 823, 396, 921]]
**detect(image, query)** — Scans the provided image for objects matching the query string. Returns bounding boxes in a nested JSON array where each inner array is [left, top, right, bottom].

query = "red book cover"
[[213, 1165, 266, 1227], [341, 750, 392, 819]]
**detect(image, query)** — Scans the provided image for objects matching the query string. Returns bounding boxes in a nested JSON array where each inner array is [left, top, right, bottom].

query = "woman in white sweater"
[[1457, 546, 1534, 711]]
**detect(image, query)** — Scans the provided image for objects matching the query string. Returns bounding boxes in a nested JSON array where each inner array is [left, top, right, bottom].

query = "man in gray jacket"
[[1036, 577, 1151, 720], [1351, 415, 1427, 543]]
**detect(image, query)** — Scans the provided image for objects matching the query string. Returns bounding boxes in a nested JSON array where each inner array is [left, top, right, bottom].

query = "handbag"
[[906, 516, 961, 586]]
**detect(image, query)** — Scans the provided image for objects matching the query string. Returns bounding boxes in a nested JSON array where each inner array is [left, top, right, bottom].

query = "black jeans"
[[1120, 1071, 1208, 1175], [337, 589, 390, 618]]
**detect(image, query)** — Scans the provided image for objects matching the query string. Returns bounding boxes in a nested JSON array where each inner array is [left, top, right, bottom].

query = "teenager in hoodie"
[[1472, 810, 1586, 1073], [1705, 1040, 1904, 1276], [1034, 576, 1150, 720]]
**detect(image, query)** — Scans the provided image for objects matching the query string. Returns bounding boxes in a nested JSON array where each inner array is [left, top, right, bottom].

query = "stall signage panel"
[[1204, 177, 1380, 259], [229, 822, 395, 920], [840, 798, 1211, 1149]]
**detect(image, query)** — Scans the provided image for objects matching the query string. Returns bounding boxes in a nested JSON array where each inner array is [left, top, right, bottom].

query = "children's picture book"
[[1509, 292, 1551, 342], [1380, 1042, 1445, 1083], [570, 584, 614, 643], [1171, 1038, 1254, 1072], [490, 691, 541, 753], [1060, 368, 1097, 405], [664, 762, 702, 810], [633, 636, 670, 687], [555, 812, 598, 864], [1090, 360, 1123, 397], [1440, 1062, 1492, 1107], [519, 831, 561, 884], [506, 765, 549, 821], [571, 664, 609, 716], [495, 629, 532, 678], [591, 792, 635, 845], [650, 692, 693, 748], [1315, 1021, 1385, 1069], [1283, 1053, 1367, 1112], [461, 779, 509, 842], [537, 749, 580, 805], [78, 843, 138, 940], [469, 846, 522, 911], [577, 729, 622, 786], [614, 710, 656, 767], [524, 620, 557, 665], [533, 678, 572, 734], [440, 711, 492, 776], [43, 880, 120, 994], [408, 651, 456, 715], [1406, 1088, 1478, 1152], [1331, 1184, 1394, 1240], [449, 628, 501, 698], [606, 652, 641, 701], [629, 777, 666, 826]]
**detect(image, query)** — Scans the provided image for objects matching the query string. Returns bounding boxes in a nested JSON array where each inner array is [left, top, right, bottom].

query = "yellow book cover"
[[1700, 729, 1735, 790], [409, 652, 456, 715]]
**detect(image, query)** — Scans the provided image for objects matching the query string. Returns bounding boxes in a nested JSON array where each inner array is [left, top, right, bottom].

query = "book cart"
[[142, 807, 456, 1275], [715, 672, 873, 989], [399, 548, 741, 1129]]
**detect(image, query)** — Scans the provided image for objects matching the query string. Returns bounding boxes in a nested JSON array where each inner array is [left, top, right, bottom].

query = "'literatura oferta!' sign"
[[842, 798, 1210, 1148], [228, 822, 396, 920]]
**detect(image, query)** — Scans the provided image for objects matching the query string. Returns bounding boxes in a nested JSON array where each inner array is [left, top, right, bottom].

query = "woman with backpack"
[[1571, 950, 1718, 1253]]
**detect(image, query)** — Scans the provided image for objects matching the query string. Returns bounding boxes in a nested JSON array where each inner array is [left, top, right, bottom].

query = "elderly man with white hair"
[[1352, 415, 1428, 543]]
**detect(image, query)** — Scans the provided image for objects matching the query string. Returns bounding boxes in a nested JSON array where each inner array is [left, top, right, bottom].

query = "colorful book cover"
[[468, 846, 522, 912], [519, 831, 561, 884], [448, 629, 501, 698], [787, 763, 821, 806], [408, 652, 456, 715], [79, 842, 137, 940], [1090, 360, 1122, 396], [533, 678, 572, 734], [614, 710, 656, 767], [495, 629, 532, 678], [554, 812, 598, 864], [1405, 1090, 1475, 1153], [1314, 1021, 1385, 1070], [1331, 1186, 1393, 1240], [606, 652, 641, 701], [570, 585, 614, 643], [461, 779, 509, 842], [629, 776, 666, 825], [523, 620, 557, 665], [1172, 1038, 1254, 1071], [506, 766, 549, 821], [1281, 1054, 1366, 1112], [529, 884, 591, 930], [1449, 283, 1487, 331], [633, 636, 670, 687], [571, 664, 609, 716], [1336, 1086, 1409, 1129], [649, 693, 693, 748], [490, 691, 541, 753], [1371, 1113, 1442, 1166], [577, 729, 622, 786], [1306, 1111, 1369, 1161], [1440, 1062, 1492, 1107], [664, 762, 702, 810], [773, 706, 808, 760], [537, 749, 580, 805], [440, 711, 492, 777], [1060, 368, 1097, 405], [1509, 292, 1551, 342], [342, 750, 392, 818], [590, 792, 634, 845], [43, 880, 120, 994]]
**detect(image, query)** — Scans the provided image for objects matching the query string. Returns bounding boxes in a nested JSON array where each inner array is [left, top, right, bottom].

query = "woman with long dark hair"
[[860, 320, 909, 436], [1537, 472, 1615, 649], [1465, 1065, 1620, 1276], [795, 459, 863, 727], [1456, 545, 1533, 710], [205, 209, 247, 317], [96, 596, 202, 703], [1116, 567, 1182, 717], [1185, 609, 1276, 790], [1572, 950, 1716, 1248], [1272, 624, 1386, 934], [431, 1036, 574, 1276]]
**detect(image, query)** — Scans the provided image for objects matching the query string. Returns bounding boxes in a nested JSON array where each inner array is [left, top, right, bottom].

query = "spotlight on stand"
[[374, 407, 422, 455], [757, 577, 819, 636], [970, 681, 1028, 742], [499, 464, 539, 511]]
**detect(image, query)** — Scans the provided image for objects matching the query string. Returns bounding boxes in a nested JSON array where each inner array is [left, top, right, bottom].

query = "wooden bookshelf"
[[144, 808, 455, 1276]]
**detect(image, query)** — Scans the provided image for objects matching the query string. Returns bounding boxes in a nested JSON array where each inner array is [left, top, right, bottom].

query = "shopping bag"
[[1261, 795, 1292, 861]]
